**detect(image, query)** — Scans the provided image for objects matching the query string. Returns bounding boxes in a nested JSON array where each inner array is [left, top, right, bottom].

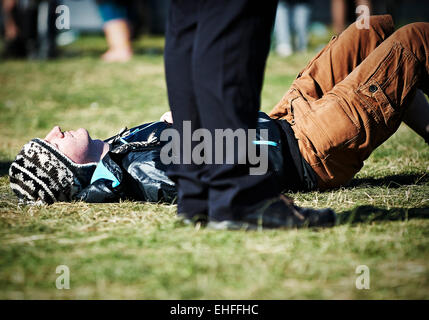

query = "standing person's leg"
[[292, 2, 310, 52], [192, 0, 281, 221], [164, 1, 208, 221], [2, 0, 18, 41], [274, 0, 293, 57], [98, 1, 133, 62], [331, 0, 347, 35]]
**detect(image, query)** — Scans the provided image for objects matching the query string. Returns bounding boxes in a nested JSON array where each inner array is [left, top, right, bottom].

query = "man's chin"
[[77, 128, 90, 138]]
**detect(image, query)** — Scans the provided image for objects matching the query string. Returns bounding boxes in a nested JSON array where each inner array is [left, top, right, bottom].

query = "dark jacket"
[[76, 112, 313, 203], [76, 121, 176, 203]]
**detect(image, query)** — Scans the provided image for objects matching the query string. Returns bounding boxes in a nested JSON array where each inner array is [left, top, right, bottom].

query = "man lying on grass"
[[9, 16, 429, 229]]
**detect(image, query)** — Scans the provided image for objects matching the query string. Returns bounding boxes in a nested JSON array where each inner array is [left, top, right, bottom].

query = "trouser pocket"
[[355, 42, 420, 148], [295, 95, 361, 164]]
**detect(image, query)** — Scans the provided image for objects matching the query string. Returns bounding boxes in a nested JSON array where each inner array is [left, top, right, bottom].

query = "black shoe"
[[207, 194, 337, 230]]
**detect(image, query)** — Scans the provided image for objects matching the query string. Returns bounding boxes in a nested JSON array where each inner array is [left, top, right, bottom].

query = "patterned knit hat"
[[9, 138, 96, 204]]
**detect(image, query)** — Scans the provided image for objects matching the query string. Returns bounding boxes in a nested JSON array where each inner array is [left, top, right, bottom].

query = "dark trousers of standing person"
[[164, 0, 280, 222]]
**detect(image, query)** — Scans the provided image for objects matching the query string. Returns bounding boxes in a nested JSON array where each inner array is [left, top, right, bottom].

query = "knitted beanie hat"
[[9, 138, 96, 204]]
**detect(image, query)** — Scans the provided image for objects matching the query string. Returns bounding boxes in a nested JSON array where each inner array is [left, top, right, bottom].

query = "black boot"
[[207, 194, 337, 230]]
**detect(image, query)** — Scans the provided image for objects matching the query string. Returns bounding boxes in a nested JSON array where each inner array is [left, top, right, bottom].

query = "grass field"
[[0, 34, 428, 300]]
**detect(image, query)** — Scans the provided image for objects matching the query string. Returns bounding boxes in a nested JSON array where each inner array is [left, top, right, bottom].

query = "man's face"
[[44, 126, 93, 164]]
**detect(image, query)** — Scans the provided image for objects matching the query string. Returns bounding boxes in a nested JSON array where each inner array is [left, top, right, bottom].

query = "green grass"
[[0, 34, 428, 300]]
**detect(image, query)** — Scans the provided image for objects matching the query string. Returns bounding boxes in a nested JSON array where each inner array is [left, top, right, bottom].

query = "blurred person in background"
[[1, 0, 57, 59], [96, 0, 133, 62], [274, 0, 311, 57]]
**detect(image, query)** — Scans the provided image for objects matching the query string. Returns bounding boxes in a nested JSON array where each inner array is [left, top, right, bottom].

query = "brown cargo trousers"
[[269, 15, 429, 190]]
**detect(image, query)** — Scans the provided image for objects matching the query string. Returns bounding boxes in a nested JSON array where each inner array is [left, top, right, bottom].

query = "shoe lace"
[[279, 194, 305, 221]]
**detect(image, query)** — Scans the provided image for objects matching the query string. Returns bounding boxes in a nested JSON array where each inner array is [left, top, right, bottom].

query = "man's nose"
[[45, 126, 63, 141]]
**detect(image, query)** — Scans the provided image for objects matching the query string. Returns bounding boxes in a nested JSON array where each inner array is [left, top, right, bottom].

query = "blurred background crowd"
[[0, 0, 428, 61]]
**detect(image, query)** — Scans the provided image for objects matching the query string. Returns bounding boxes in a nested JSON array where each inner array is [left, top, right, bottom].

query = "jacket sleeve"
[[75, 178, 124, 203]]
